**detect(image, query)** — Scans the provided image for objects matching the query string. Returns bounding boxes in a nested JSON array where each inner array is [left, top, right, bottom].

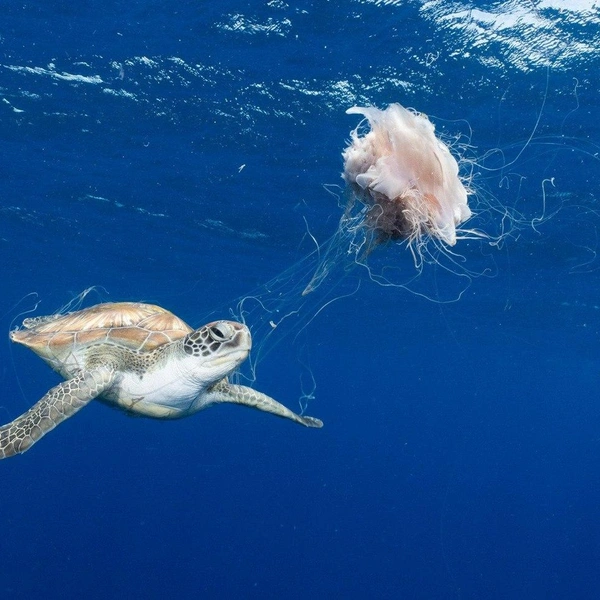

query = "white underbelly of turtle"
[[106, 369, 205, 419]]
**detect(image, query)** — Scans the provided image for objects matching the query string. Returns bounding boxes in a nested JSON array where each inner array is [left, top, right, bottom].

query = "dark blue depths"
[[1, 1, 600, 599]]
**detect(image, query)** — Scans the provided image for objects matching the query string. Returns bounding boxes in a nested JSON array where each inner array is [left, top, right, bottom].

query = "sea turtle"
[[0, 302, 323, 459]]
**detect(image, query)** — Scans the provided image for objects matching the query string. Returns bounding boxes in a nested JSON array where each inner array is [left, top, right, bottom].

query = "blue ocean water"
[[1, 1, 600, 598]]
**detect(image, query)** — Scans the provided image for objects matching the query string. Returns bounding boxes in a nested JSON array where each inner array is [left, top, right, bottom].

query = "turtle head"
[[181, 320, 251, 384]]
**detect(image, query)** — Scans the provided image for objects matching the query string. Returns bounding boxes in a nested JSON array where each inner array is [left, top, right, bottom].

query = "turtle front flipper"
[[0, 366, 116, 459], [207, 380, 323, 428]]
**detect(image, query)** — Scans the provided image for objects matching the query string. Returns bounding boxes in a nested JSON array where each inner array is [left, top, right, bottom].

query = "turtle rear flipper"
[[207, 380, 324, 428], [0, 366, 115, 459]]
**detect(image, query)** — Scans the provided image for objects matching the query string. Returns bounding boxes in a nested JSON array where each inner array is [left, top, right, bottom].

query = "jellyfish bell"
[[342, 104, 472, 248]]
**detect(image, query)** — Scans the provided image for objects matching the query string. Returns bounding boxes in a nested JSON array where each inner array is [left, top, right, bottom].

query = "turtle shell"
[[10, 302, 193, 368]]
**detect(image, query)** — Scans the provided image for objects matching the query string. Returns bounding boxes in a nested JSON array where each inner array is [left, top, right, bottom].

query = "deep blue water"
[[2, 1, 600, 598]]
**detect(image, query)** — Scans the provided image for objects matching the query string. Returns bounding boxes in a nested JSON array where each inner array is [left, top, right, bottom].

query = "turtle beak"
[[236, 325, 252, 352]]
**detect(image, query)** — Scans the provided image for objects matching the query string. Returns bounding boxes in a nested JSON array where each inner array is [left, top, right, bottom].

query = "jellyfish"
[[342, 104, 472, 247], [231, 107, 476, 375], [302, 103, 474, 295], [216, 94, 569, 408]]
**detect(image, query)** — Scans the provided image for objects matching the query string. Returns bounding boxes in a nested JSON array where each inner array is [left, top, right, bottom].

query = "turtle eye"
[[209, 322, 233, 342]]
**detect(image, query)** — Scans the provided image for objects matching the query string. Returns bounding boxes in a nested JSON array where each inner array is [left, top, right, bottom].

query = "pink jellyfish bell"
[[343, 103, 472, 247]]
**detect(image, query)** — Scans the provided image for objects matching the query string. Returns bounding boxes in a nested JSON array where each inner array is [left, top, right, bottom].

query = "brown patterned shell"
[[10, 302, 193, 364]]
